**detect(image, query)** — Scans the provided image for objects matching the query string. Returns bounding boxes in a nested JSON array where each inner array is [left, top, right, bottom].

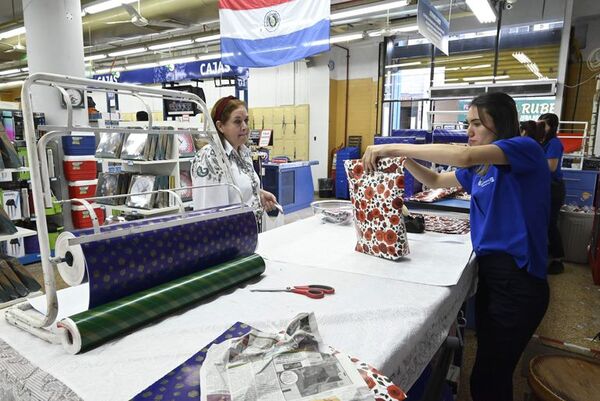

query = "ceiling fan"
[[106, 1, 189, 29]]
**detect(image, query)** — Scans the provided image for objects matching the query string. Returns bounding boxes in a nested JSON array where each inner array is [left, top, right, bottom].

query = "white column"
[[23, 0, 87, 125], [554, 0, 574, 118]]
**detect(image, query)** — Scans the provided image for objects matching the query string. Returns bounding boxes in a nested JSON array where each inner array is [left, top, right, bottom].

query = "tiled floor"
[[24, 205, 600, 401]]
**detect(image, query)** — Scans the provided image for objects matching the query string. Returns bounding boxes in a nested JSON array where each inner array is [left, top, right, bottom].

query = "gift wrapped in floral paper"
[[345, 158, 409, 260]]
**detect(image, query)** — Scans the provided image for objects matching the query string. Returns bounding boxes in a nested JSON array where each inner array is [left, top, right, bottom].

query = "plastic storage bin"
[[68, 179, 98, 199], [336, 147, 360, 199], [63, 156, 97, 181], [558, 210, 595, 264], [72, 204, 105, 229], [62, 134, 96, 156]]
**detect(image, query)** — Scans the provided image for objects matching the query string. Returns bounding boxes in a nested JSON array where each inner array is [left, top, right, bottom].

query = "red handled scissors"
[[250, 284, 335, 299]]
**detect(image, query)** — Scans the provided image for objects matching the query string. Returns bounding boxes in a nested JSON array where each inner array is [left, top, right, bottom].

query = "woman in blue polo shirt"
[[362, 92, 550, 401], [538, 113, 565, 274]]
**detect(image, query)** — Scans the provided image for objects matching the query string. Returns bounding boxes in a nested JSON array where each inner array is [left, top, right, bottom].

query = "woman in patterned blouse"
[[191, 96, 277, 222]]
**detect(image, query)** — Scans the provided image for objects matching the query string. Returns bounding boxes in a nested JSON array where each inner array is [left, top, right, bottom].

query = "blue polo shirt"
[[455, 136, 551, 279], [543, 137, 563, 181]]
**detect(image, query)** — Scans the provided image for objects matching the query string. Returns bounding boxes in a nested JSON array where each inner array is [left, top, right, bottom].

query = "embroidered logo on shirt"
[[477, 176, 495, 188]]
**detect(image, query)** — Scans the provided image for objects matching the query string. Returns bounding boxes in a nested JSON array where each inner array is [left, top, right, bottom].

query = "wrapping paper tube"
[[58, 254, 265, 354], [56, 207, 258, 308]]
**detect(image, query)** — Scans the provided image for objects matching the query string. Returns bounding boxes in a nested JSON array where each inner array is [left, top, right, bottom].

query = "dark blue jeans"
[[470, 253, 549, 401]]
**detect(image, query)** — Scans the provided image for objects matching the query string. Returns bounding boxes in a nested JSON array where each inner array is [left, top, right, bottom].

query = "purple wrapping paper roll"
[[58, 207, 258, 308]]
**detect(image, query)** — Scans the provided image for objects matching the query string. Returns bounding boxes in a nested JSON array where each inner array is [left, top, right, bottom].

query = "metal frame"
[[5, 73, 240, 345], [558, 120, 589, 170]]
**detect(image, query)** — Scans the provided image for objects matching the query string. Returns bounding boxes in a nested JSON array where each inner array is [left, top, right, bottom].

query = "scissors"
[[250, 284, 335, 299]]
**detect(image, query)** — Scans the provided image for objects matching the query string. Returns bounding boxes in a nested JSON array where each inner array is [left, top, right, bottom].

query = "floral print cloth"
[[345, 158, 410, 260], [408, 187, 461, 203], [414, 213, 471, 235]]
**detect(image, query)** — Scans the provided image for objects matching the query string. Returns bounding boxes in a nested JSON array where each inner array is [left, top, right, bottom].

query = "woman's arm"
[[362, 143, 508, 173], [548, 158, 559, 172], [403, 158, 460, 188]]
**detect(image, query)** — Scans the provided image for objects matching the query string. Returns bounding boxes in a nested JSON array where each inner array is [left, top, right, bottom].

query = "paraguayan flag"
[[219, 0, 331, 68]]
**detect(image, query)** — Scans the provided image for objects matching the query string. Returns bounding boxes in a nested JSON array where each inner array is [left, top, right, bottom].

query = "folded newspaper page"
[[200, 313, 374, 401]]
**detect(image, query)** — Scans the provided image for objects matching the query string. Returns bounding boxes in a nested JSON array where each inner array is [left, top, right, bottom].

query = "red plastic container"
[[68, 179, 98, 199], [71, 204, 105, 229], [63, 156, 97, 181]]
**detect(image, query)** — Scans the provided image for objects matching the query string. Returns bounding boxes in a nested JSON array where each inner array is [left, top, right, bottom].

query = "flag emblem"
[[264, 10, 281, 32]]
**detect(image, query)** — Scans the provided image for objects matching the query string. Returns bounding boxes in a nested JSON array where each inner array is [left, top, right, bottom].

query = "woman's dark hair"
[[469, 92, 520, 140], [538, 112, 559, 142], [520, 120, 546, 143]]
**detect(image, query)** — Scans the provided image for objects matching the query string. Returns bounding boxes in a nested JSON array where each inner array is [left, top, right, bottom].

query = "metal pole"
[[492, 1, 504, 84]]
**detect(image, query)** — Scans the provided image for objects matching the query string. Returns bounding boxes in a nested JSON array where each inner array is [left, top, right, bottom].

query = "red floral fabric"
[[408, 187, 461, 203], [345, 158, 409, 260], [415, 213, 471, 235]]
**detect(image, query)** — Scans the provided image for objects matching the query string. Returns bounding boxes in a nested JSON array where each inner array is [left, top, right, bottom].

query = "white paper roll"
[[56, 232, 87, 286]]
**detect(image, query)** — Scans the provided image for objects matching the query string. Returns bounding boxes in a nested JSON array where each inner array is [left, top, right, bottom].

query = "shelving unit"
[[0, 226, 37, 242], [95, 120, 200, 217]]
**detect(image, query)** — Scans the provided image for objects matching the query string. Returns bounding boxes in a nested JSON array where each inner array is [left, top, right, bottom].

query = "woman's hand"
[[362, 145, 389, 173], [260, 190, 278, 212]]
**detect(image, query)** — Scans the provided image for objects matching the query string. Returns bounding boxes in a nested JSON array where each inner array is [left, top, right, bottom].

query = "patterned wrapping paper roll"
[[58, 254, 265, 354], [55, 207, 258, 308]]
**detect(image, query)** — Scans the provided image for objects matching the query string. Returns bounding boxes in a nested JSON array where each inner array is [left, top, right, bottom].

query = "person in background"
[[191, 96, 277, 227], [362, 92, 550, 401], [519, 120, 544, 141], [537, 113, 565, 274]]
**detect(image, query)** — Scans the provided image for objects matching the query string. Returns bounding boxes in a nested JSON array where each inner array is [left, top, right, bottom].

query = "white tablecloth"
[[258, 215, 473, 286], [0, 216, 476, 401]]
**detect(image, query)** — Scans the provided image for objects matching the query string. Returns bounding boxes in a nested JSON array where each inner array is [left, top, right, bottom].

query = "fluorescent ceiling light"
[[158, 57, 198, 66], [463, 75, 510, 81], [385, 61, 421, 69], [95, 66, 125, 74], [331, 1, 409, 21], [445, 67, 460, 71], [0, 80, 24, 89], [437, 55, 484, 64], [368, 25, 418, 37], [148, 39, 193, 51], [461, 64, 491, 70], [108, 47, 147, 57], [125, 62, 158, 71], [445, 78, 459, 82], [512, 52, 531, 64], [195, 34, 221, 43], [197, 53, 222, 61], [330, 32, 364, 44], [0, 69, 21, 76], [83, 0, 137, 15], [84, 54, 107, 62], [0, 26, 25, 40], [21, 67, 28, 72], [466, 0, 497, 24]]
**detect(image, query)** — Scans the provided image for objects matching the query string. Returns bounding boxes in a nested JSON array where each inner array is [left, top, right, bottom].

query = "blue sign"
[[417, 0, 449, 55], [93, 59, 249, 84]]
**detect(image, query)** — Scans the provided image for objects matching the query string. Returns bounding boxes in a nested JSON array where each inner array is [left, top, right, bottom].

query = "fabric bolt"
[[76, 210, 257, 308], [416, 214, 471, 235], [133, 322, 406, 401], [409, 187, 461, 203], [455, 136, 550, 279], [345, 158, 410, 261], [218, 0, 330, 67], [60, 254, 266, 354]]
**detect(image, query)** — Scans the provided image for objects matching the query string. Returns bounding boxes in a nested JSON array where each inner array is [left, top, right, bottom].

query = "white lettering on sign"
[[200, 61, 232, 76], [96, 75, 118, 82]]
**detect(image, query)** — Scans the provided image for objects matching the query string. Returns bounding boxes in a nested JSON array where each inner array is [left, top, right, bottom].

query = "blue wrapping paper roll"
[[56, 207, 258, 308]]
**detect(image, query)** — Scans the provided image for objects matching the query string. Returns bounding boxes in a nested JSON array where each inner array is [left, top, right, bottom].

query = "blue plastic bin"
[[336, 147, 360, 199]]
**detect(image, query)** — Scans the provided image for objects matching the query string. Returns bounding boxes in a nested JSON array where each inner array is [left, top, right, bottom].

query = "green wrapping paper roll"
[[58, 254, 265, 354]]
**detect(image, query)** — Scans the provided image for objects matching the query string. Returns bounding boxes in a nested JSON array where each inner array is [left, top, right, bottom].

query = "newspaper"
[[200, 313, 374, 401]]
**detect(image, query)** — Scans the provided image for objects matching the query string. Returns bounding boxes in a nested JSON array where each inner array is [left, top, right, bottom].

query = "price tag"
[[0, 171, 12, 182]]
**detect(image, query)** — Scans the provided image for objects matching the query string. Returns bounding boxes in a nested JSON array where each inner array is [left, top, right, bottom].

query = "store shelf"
[[0, 227, 37, 242], [0, 167, 29, 173], [180, 157, 195, 163], [96, 158, 179, 165]]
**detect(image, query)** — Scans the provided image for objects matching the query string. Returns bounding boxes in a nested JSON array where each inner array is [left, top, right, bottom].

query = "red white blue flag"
[[219, 0, 330, 68]]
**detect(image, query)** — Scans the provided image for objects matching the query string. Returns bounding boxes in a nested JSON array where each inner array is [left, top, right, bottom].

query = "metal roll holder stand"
[[5, 73, 244, 346]]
